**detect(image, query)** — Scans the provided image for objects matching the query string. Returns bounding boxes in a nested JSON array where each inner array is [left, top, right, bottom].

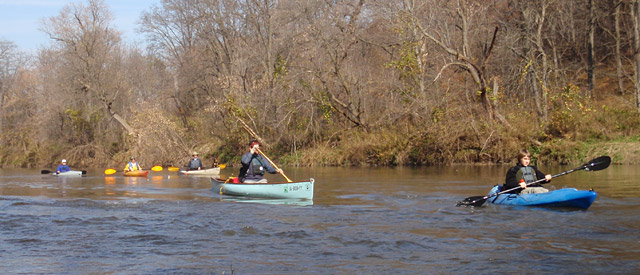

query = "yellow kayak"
[[123, 170, 149, 177]]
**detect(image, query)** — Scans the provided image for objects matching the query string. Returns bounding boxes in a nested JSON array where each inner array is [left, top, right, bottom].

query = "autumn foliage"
[[1, 0, 639, 168]]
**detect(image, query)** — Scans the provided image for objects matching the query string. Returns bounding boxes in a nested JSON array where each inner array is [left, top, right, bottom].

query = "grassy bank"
[[536, 137, 640, 165], [281, 134, 640, 168]]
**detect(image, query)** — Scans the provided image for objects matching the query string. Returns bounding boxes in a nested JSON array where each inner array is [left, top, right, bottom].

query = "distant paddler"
[[187, 152, 204, 170], [124, 156, 141, 172], [56, 159, 71, 174], [40, 158, 85, 176]]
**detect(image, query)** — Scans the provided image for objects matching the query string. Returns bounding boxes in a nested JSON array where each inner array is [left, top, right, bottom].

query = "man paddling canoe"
[[239, 140, 282, 183], [187, 152, 204, 170]]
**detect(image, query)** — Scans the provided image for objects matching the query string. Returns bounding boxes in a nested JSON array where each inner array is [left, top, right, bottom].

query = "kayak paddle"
[[41, 170, 87, 174], [257, 148, 292, 183], [234, 113, 292, 183], [456, 155, 611, 207]]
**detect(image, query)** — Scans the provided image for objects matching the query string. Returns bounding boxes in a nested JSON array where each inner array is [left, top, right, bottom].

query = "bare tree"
[[294, 0, 382, 130], [0, 39, 35, 166], [517, 1, 552, 121], [633, 0, 640, 110], [41, 0, 136, 137], [0, 40, 22, 131], [497, 0, 593, 123], [140, 0, 243, 127], [588, 0, 596, 95], [401, 0, 511, 128], [614, 0, 626, 94]]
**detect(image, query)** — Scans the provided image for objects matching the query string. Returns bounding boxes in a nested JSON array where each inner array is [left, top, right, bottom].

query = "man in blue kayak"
[[56, 159, 71, 174], [504, 149, 552, 194], [239, 140, 282, 183]]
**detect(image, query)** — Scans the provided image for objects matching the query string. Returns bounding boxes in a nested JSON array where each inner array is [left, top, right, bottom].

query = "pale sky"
[[0, 0, 159, 53]]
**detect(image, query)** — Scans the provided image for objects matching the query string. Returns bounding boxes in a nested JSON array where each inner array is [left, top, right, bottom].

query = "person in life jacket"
[[238, 140, 282, 183], [124, 156, 141, 172], [56, 159, 71, 174], [504, 149, 552, 194], [187, 152, 203, 170]]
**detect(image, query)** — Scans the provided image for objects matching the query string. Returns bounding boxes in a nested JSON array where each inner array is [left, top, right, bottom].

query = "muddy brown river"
[[1, 165, 638, 273]]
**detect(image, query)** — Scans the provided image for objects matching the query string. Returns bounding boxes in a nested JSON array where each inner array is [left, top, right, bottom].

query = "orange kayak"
[[123, 170, 149, 177]]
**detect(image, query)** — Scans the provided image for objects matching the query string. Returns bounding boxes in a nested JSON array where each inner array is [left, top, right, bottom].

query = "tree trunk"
[[587, 0, 596, 96], [615, 0, 625, 95], [633, 0, 640, 110], [172, 75, 189, 129], [534, 3, 549, 121], [492, 78, 512, 129], [410, 2, 510, 128], [530, 69, 544, 118], [0, 80, 5, 131], [106, 101, 137, 137]]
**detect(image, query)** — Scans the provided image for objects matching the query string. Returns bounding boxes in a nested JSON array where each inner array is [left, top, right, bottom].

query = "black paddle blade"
[[41, 170, 51, 174], [82, 170, 87, 175], [582, 156, 611, 171], [456, 196, 488, 207]]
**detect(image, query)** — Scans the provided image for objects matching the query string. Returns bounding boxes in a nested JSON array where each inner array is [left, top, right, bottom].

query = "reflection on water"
[[221, 197, 314, 206], [104, 176, 116, 185], [0, 166, 639, 273]]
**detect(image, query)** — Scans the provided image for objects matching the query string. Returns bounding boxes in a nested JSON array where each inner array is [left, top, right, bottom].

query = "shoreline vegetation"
[[1, 1, 640, 169]]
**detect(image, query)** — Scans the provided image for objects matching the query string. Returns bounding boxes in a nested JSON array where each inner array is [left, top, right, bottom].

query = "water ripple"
[[0, 167, 639, 273]]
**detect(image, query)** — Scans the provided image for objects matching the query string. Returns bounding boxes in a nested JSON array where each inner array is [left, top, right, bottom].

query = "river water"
[[1, 165, 638, 273]]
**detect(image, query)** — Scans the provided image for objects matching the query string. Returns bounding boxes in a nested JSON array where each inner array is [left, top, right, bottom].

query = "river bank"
[[272, 133, 640, 168], [542, 138, 640, 165]]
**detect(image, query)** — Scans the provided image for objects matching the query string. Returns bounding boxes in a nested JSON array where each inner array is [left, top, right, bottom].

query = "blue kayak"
[[487, 185, 597, 209]]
